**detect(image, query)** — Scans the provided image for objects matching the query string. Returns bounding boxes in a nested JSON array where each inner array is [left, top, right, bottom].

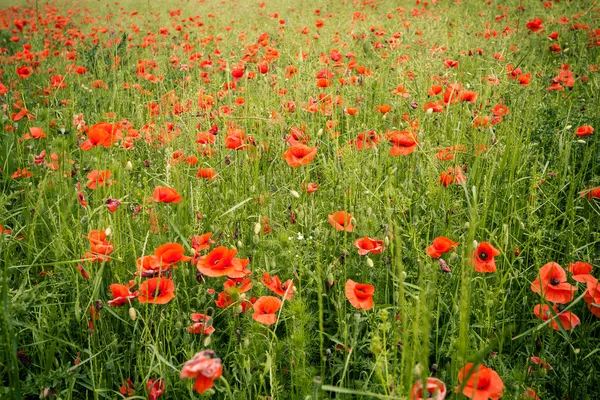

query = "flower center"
[[478, 251, 488, 261], [549, 278, 560, 286]]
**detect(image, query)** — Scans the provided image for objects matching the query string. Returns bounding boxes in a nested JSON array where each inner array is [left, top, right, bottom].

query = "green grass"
[[1, 0, 600, 398]]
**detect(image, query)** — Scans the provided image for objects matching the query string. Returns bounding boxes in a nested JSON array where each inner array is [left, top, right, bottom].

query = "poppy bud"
[[426, 108, 433, 115], [349, 217, 357, 226], [105, 227, 112, 236], [125, 161, 133, 170], [203, 336, 212, 347], [472, 240, 479, 249], [290, 190, 300, 198], [253, 235, 259, 245], [129, 307, 137, 321], [576, 139, 586, 144], [399, 271, 407, 282], [233, 304, 243, 315], [366, 257, 374, 268], [237, 240, 243, 248], [317, 128, 323, 136], [464, 222, 470, 229], [384, 236, 389, 246], [367, 207, 372, 216], [565, 125, 572, 130], [414, 363, 424, 378], [254, 222, 261, 235]]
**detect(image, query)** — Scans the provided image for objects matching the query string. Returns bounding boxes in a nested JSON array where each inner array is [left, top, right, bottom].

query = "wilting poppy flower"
[[197, 168, 217, 180], [575, 125, 594, 137], [188, 314, 215, 335], [584, 279, 600, 318], [261, 272, 294, 299], [196, 246, 250, 278], [86, 170, 114, 190], [154, 243, 191, 266], [191, 233, 214, 252], [524, 388, 540, 400], [567, 262, 594, 283], [120, 379, 135, 396], [530, 262, 577, 303], [457, 363, 504, 400], [328, 211, 355, 232], [351, 130, 380, 150], [80, 122, 122, 150], [24, 127, 47, 140], [472, 242, 501, 273], [136, 255, 165, 276], [153, 186, 182, 203], [529, 356, 553, 371], [180, 350, 222, 394], [410, 377, 447, 400], [138, 277, 175, 304], [106, 198, 121, 212], [426, 237, 459, 258], [282, 144, 317, 167], [353, 237, 384, 255], [252, 296, 282, 325], [534, 304, 580, 330], [345, 279, 374, 310], [107, 283, 138, 306], [147, 379, 165, 400]]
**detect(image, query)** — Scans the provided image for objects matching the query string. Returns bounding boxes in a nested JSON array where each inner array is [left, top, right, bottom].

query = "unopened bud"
[[254, 222, 261, 235], [105, 227, 112, 236], [128, 307, 137, 321], [237, 240, 243, 249], [290, 190, 300, 198], [366, 257, 374, 268], [125, 161, 133, 170]]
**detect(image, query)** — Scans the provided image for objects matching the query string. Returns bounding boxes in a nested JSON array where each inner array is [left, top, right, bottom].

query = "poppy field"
[[1, 0, 600, 398]]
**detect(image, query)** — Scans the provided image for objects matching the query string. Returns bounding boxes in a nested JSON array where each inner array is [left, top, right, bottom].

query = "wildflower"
[[107, 283, 138, 306], [252, 296, 282, 325], [472, 242, 500, 273], [138, 277, 175, 304], [426, 237, 459, 258], [188, 314, 215, 335], [282, 144, 318, 167], [534, 304, 580, 330], [354, 237, 385, 255], [154, 243, 192, 267], [196, 246, 250, 278], [180, 350, 222, 394], [328, 211, 356, 232], [584, 278, 600, 318], [575, 125, 594, 137], [80, 122, 122, 150], [530, 262, 577, 303], [566, 262, 594, 283], [261, 272, 294, 299], [456, 363, 504, 400], [411, 377, 447, 400], [345, 279, 374, 310], [86, 170, 114, 190], [152, 186, 182, 203]]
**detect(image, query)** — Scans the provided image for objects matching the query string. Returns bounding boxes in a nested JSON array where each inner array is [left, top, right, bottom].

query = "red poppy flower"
[[191, 233, 214, 252], [252, 296, 282, 325], [411, 377, 447, 400], [119, 379, 135, 396], [457, 363, 504, 400], [282, 144, 317, 167], [261, 272, 294, 299], [86, 170, 114, 190], [353, 236, 384, 255], [534, 304, 580, 330], [345, 279, 374, 310], [472, 242, 500, 273], [580, 187, 600, 200], [302, 183, 319, 193], [584, 278, 600, 318], [154, 243, 192, 266], [526, 19, 543, 32], [187, 314, 215, 335], [529, 356, 553, 371], [196, 246, 250, 278], [376, 104, 392, 114], [566, 261, 594, 283], [387, 130, 418, 156], [530, 262, 577, 303], [136, 255, 165, 276], [138, 277, 175, 304], [223, 277, 253, 293], [147, 379, 164, 400], [524, 388, 540, 400], [180, 350, 222, 394], [25, 127, 47, 139], [328, 211, 355, 232], [575, 125, 594, 137], [351, 130, 380, 150], [17, 65, 32, 79], [107, 283, 138, 306], [80, 122, 122, 150], [152, 186, 182, 203], [197, 168, 217, 180], [426, 237, 459, 258]]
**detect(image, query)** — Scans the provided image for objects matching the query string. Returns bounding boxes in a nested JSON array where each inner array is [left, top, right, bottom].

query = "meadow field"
[[1, 0, 599, 398]]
